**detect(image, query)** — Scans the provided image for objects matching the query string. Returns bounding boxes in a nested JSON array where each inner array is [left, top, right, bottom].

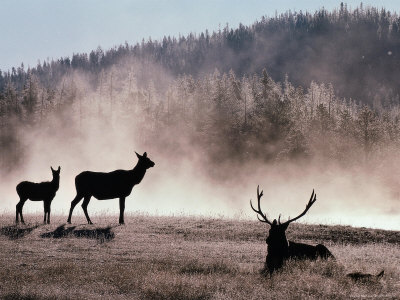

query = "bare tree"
[[250, 186, 334, 274]]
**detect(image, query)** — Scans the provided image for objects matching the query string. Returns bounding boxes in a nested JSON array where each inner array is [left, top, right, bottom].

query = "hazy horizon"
[[1, 60, 399, 231]]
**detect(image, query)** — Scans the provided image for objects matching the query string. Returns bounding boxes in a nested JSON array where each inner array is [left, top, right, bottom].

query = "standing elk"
[[16, 166, 61, 224], [250, 186, 334, 274], [67, 151, 155, 225]]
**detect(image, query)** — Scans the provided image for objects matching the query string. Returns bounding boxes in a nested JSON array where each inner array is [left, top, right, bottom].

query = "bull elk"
[[250, 186, 334, 274], [16, 166, 61, 224], [67, 151, 155, 225]]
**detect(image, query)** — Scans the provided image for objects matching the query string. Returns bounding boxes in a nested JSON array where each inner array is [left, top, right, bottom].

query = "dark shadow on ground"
[[0, 224, 40, 240], [40, 224, 115, 242], [40, 224, 76, 238], [2, 292, 52, 300]]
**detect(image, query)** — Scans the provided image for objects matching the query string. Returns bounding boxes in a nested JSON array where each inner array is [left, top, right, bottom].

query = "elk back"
[[288, 241, 334, 260]]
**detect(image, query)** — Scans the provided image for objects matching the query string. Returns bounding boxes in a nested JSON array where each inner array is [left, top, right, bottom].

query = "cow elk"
[[16, 166, 61, 224], [250, 186, 334, 274], [67, 151, 155, 225]]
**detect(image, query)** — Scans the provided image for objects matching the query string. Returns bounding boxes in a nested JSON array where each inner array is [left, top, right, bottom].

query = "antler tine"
[[282, 189, 317, 225], [250, 185, 272, 225]]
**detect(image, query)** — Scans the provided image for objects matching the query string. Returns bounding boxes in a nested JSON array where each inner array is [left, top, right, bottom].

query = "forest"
[[1, 3, 400, 103], [0, 3, 400, 179]]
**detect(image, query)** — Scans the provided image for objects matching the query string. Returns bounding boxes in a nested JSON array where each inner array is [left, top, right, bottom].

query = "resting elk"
[[67, 151, 155, 225], [250, 186, 334, 274], [16, 166, 61, 224]]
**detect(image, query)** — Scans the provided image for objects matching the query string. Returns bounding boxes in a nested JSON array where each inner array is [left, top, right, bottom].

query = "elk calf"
[[250, 186, 334, 274], [67, 152, 154, 225], [16, 166, 61, 224]]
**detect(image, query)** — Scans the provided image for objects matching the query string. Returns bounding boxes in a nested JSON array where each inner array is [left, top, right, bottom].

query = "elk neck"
[[129, 160, 147, 183], [51, 176, 60, 190], [267, 230, 290, 256], [268, 240, 290, 257]]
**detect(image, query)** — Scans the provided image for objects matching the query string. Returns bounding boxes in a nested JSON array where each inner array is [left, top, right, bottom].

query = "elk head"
[[250, 186, 316, 272], [135, 151, 155, 169], [51, 166, 61, 182]]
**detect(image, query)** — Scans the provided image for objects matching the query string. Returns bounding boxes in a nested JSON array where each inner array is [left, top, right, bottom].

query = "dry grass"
[[0, 213, 399, 299]]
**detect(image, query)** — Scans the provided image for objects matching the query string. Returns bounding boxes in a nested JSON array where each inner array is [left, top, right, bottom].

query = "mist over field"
[[0, 62, 398, 231], [1, 4, 400, 230]]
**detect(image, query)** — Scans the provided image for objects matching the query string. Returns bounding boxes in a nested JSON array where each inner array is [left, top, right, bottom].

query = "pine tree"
[[22, 73, 39, 120]]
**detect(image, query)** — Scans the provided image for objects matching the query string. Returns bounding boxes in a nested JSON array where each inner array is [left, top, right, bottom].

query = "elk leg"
[[16, 203, 19, 223], [47, 200, 52, 224], [16, 198, 27, 224], [119, 197, 125, 225], [43, 202, 47, 224], [81, 196, 93, 224], [20, 206, 25, 224], [67, 194, 83, 224], [44, 201, 51, 224]]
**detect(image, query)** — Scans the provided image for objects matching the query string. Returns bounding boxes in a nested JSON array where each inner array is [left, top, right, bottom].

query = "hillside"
[[1, 4, 399, 105], [0, 214, 399, 299]]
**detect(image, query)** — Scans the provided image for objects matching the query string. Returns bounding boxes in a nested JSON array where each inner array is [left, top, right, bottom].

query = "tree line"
[[1, 3, 400, 106], [1, 65, 399, 174]]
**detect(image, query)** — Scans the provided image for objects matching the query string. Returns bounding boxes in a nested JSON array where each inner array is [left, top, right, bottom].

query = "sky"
[[0, 0, 398, 72]]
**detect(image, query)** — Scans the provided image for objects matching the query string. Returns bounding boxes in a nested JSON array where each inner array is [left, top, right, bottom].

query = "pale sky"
[[0, 0, 398, 71]]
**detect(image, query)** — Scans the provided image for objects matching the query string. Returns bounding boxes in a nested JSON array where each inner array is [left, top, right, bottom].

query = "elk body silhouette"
[[16, 166, 61, 224], [67, 152, 155, 225], [250, 186, 334, 274]]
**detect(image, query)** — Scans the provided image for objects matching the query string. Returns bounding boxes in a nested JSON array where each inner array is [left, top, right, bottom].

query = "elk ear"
[[143, 152, 147, 157], [57, 166, 61, 172], [51, 166, 55, 172], [135, 151, 141, 159]]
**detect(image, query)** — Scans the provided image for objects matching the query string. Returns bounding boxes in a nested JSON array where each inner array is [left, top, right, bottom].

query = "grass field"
[[0, 213, 399, 299]]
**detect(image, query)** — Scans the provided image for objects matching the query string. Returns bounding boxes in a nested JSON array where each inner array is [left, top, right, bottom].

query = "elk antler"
[[281, 189, 316, 225], [250, 185, 273, 225]]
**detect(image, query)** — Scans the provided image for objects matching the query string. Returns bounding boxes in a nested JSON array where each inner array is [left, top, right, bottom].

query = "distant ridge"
[[1, 3, 399, 105]]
